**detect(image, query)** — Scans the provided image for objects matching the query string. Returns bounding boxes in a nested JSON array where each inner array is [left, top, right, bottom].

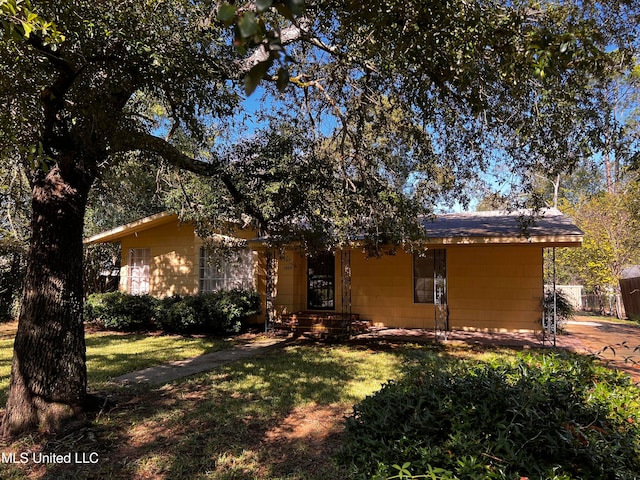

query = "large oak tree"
[[1, 0, 638, 437]]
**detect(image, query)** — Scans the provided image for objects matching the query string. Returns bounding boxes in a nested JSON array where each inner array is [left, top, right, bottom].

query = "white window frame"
[[127, 248, 150, 295], [199, 247, 254, 293], [413, 250, 446, 304]]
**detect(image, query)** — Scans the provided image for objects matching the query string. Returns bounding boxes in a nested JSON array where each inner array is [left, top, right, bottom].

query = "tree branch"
[[110, 130, 269, 228], [229, 22, 306, 77], [26, 34, 76, 75]]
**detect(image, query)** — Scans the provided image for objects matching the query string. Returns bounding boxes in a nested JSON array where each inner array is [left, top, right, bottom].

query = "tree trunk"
[[2, 164, 92, 438]]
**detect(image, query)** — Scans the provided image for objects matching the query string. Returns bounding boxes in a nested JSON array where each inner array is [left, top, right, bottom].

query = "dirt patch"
[[261, 403, 349, 476], [264, 402, 348, 447]]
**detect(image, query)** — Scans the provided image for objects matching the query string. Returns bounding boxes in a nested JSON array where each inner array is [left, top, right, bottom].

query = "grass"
[[0, 322, 233, 405], [574, 312, 639, 326], [1, 339, 412, 479], [84, 332, 233, 389], [0, 328, 638, 479]]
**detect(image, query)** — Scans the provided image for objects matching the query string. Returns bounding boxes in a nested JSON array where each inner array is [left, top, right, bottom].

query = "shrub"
[[155, 289, 260, 335], [210, 288, 261, 333], [85, 289, 261, 334], [0, 248, 25, 322], [542, 289, 575, 331], [85, 291, 157, 331], [336, 352, 640, 480]]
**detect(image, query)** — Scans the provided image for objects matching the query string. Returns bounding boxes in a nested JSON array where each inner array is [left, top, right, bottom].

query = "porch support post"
[[542, 247, 557, 347], [265, 249, 277, 332], [434, 248, 448, 340], [340, 250, 352, 334]]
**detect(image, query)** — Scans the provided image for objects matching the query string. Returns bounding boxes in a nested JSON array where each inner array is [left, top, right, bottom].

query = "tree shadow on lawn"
[[32, 339, 413, 480], [10, 339, 627, 480], [83, 334, 232, 386]]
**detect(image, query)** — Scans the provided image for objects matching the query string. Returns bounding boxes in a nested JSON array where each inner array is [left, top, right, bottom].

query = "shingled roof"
[[85, 208, 583, 248], [421, 208, 583, 246]]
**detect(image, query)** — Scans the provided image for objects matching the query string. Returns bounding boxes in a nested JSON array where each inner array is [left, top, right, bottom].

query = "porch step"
[[278, 312, 368, 338]]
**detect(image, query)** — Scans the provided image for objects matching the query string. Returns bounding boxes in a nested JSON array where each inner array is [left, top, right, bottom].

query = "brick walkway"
[[109, 316, 640, 388], [562, 316, 640, 381], [356, 315, 640, 382], [357, 327, 571, 349]]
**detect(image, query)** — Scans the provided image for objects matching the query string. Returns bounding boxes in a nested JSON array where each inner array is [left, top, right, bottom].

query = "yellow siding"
[[119, 221, 199, 296], [350, 251, 436, 328], [447, 246, 542, 331], [111, 216, 543, 331], [270, 246, 543, 331], [271, 250, 306, 315]]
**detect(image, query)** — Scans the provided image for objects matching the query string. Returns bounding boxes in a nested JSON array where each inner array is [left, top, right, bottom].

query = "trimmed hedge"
[[84, 291, 157, 331], [85, 289, 260, 335]]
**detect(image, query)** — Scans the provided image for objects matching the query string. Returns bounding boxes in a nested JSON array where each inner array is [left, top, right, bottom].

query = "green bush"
[[0, 248, 25, 322], [85, 289, 261, 335], [336, 352, 640, 480], [85, 291, 157, 331], [155, 289, 260, 335], [542, 289, 575, 331]]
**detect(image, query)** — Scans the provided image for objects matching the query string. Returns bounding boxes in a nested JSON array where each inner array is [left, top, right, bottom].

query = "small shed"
[[620, 266, 640, 320]]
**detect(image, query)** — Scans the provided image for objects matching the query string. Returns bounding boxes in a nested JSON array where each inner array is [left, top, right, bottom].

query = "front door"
[[307, 252, 335, 310]]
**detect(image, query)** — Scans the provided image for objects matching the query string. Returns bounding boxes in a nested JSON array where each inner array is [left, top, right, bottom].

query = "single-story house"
[[84, 208, 583, 332]]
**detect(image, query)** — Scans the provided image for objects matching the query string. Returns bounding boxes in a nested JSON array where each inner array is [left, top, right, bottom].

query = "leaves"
[[255, 0, 273, 13], [244, 58, 272, 95], [275, 66, 289, 92], [217, 3, 236, 24], [237, 10, 257, 38], [557, 186, 640, 294], [0, 0, 65, 44], [338, 352, 640, 479]]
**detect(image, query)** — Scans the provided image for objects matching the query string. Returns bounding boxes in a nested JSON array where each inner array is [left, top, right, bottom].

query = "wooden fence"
[[581, 293, 624, 318]]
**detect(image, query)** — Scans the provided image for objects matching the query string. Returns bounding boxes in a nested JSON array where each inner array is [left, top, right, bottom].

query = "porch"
[[277, 311, 369, 338]]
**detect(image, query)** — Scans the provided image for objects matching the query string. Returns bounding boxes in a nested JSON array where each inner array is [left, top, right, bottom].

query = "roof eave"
[[247, 235, 583, 250], [83, 212, 178, 245], [423, 235, 583, 247]]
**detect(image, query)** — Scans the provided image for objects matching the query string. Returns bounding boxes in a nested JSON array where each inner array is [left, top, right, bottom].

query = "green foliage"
[[542, 289, 575, 331], [0, 246, 23, 322], [0, 0, 65, 45], [155, 289, 260, 335], [337, 352, 640, 480], [557, 187, 640, 294], [84, 291, 158, 331], [217, 0, 305, 94], [0, 159, 29, 321], [85, 289, 260, 335]]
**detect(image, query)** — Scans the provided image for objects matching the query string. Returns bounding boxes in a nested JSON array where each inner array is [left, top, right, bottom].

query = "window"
[[199, 247, 254, 292], [307, 252, 335, 310], [128, 248, 150, 295], [413, 249, 447, 304]]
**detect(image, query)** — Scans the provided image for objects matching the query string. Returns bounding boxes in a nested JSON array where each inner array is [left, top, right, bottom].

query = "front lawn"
[[1, 340, 409, 479], [0, 323, 233, 406], [0, 335, 639, 480]]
